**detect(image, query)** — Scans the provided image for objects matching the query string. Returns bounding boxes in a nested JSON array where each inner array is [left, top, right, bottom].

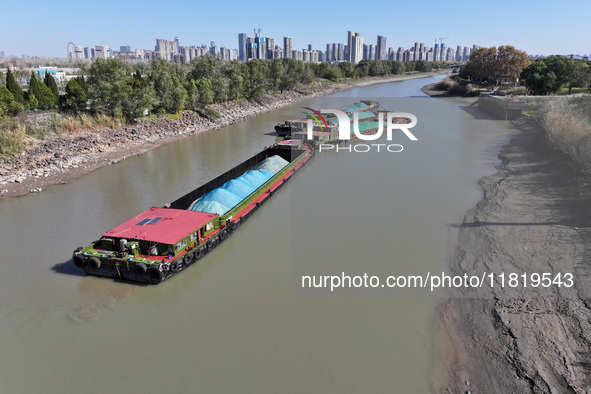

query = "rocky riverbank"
[[423, 83, 591, 393], [0, 72, 445, 199]]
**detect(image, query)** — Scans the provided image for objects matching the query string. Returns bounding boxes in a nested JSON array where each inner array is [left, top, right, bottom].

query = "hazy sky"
[[2, 0, 589, 58]]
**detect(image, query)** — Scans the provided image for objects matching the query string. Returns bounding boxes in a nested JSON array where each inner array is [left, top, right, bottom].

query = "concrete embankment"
[[478, 94, 526, 120]]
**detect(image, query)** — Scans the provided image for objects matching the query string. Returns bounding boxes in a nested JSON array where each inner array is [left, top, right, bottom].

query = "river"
[[0, 75, 516, 393]]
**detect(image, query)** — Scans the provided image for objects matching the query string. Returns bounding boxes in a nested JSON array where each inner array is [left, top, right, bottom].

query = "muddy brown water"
[[0, 75, 516, 393]]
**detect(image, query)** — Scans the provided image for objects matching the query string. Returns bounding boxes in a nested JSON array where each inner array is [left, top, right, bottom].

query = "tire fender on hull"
[[136, 263, 148, 275], [72, 247, 84, 268], [87, 256, 101, 270], [149, 267, 163, 282]]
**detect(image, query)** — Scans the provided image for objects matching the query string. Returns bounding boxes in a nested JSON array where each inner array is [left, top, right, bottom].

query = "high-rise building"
[[238, 33, 247, 61], [337, 43, 344, 61], [94, 45, 109, 59], [347, 31, 354, 61], [377, 35, 387, 60], [155, 38, 178, 61], [246, 36, 254, 59], [283, 37, 292, 59], [396, 47, 404, 62], [73, 45, 84, 59], [266, 37, 275, 59], [351, 33, 363, 64], [254, 36, 266, 59], [326, 43, 334, 62]]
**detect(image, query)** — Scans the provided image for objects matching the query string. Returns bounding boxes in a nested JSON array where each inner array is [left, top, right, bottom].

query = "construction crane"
[[435, 37, 450, 46]]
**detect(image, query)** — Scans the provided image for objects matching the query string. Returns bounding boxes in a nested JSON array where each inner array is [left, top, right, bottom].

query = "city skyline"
[[2, 0, 590, 59]]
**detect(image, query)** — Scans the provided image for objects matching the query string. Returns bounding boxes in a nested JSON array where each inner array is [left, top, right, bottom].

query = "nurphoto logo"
[[300, 105, 418, 153]]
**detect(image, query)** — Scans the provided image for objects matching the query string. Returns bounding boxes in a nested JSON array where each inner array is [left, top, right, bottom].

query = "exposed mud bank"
[[434, 113, 591, 393]]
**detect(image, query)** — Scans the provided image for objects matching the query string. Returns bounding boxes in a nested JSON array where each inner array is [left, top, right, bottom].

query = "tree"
[[389, 61, 404, 75], [65, 79, 87, 112], [195, 78, 213, 106], [278, 59, 302, 92], [87, 58, 133, 118], [414, 60, 432, 73], [28, 92, 38, 107], [150, 58, 187, 113], [460, 46, 530, 84], [0, 85, 23, 119], [568, 60, 591, 93], [355, 59, 371, 77], [74, 76, 88, 96], [520, 56, 574, 95], [28, 71, 57, 106], [241, 60, 268, 100], [268, 59, 285, 91], [5, 68, 25, 104], [338, 61, 356, 78], [122, 70, 153, 122], [496, 45, 531, 84], [223, 60, 244, 100], [43, 72, 59, 98]]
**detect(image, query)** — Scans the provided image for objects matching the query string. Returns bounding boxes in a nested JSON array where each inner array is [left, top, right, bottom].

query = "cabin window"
[[149, 244, 159, 256], [100, 238, 115, 250], [206, 221, 214, 231], [190, 232, 198, 242], [176, 238, 187, 251]]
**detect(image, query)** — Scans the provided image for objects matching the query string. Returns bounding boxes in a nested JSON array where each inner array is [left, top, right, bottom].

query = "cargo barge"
[[274, 100, 379, 137], [72, 143, 311, 284]]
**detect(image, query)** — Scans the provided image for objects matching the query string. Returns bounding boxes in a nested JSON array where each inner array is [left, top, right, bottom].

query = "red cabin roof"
[[103, 207, 217, 245], [278, 140, 302, 146]]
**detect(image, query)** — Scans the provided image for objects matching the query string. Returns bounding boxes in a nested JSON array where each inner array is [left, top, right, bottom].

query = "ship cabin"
[[293, 130, 336, 144], [276, 139, 305, 149], [99, 207, 218, 261]]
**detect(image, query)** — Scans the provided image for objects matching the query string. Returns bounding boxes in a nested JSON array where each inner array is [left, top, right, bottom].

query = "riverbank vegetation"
[[0, 57, 447, 156], [452, 45, 590, 96], [536, 97, 591, 173]]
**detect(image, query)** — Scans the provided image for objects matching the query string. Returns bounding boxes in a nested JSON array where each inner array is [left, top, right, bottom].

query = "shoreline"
[[0, 71, 446, 199], [424, 83, 591, 392]]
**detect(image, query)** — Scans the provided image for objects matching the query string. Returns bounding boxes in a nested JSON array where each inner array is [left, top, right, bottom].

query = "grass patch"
[[0, 121, 26, 156], [24, 113, 121, 139], [166, 112, 183, 120], [539, 97, 591, 173]]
